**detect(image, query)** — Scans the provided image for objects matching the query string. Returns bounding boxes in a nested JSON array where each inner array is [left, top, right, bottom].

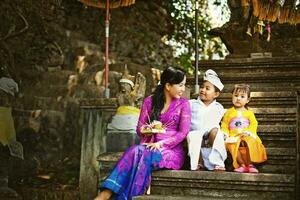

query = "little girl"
[[221, 84, 267, 173]]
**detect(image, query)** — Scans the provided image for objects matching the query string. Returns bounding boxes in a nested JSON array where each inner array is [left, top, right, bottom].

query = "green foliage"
[[165, 0, 228, 73]]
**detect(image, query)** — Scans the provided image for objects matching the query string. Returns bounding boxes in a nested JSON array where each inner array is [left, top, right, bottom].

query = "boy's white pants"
[[187, 129, 227, 170]]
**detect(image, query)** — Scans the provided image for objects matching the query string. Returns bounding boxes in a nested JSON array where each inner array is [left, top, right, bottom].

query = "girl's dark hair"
[[151, 66, 186, 121], [232, 84, 251, 97]]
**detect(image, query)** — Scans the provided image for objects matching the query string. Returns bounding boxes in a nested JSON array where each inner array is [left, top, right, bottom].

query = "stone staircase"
[[186, 57, 300, 92], [3, 68, 119, 200], [143, 170, 295, 200], [98, 58, 300, 200], [1, 69, 83, 200]]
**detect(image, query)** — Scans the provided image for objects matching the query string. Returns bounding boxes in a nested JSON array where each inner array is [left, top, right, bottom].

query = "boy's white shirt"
[[190, 98, 225, 132], [187, 98, 227, 170]]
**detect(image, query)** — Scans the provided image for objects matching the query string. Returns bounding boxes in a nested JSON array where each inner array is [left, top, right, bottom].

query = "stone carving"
[[0, 76, 23, 160], [75, 55, 88, 74], [116, 65, 146, 108], [108, 65, 146, 131], [209, 0, 300, 58], [106, 65, 146, 152]]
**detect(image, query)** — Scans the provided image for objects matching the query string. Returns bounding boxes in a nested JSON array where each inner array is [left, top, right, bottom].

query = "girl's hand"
[[241, 132, 250, 137], [143, 142, 163, 151], [223, 133, 229, 140]]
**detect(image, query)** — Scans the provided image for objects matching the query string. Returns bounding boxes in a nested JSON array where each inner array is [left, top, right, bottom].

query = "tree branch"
[[1, 7, 29, 41]]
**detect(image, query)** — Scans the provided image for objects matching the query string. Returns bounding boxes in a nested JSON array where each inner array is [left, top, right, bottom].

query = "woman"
[[95, 67, 191, 200]]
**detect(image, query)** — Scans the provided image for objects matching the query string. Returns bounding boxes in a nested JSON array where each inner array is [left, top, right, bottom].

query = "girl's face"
[[166, 76, 186, 99], [232, 91, 249, 109], [199, 81, 219, 105]]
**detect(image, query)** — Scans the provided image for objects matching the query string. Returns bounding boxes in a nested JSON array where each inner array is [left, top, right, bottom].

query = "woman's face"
[[166, 76, 186, 99]]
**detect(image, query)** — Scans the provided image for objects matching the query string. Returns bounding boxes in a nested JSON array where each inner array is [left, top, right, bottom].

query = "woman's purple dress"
[[100, 96, 191, 199]]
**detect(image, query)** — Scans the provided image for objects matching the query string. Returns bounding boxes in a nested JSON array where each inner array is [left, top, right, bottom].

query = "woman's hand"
[[141, 125, 153, 135], [143, 142, 163, 151]]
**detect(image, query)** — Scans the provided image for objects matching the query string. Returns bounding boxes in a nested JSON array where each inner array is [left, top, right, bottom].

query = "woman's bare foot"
[[94, 189, 113, 200]]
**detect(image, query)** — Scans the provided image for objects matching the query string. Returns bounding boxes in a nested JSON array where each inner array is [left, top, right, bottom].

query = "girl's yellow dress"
[[221, 107, 267, 168]]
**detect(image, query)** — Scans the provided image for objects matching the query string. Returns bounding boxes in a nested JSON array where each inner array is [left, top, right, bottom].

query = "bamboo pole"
[[104, 0, 110, 98], [194, 0, 199, 95]]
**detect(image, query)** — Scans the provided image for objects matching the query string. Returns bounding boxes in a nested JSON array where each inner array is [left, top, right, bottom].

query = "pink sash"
[[229, 117, 249, 130]]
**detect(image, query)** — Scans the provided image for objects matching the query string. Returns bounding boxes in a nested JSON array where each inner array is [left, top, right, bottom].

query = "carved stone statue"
[[116, 65, 146, 108], [0, 69, 22, 200], [209, 0, 300, 58], [0, 75, 23, 159], [108, 65, 146, 131], [106, 66, 146, 152]]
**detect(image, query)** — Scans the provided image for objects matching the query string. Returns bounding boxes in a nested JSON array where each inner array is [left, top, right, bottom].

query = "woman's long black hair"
[[150, 66, 186, 121]]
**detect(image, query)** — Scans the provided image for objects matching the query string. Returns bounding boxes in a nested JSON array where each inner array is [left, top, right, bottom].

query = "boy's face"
[[199, 81, 220, 105]]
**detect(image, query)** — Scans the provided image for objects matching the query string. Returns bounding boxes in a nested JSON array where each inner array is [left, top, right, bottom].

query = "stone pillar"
[[78, 102, 116, 200]]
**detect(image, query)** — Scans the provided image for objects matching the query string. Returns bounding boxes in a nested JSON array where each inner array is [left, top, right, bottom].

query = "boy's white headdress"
[[203, 69, 224, 91], [119, 78, 134, 88]]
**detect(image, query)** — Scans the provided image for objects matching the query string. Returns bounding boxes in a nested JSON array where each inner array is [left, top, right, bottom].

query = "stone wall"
[[209, 0, 300, 58], [0, 0, 174, 194]]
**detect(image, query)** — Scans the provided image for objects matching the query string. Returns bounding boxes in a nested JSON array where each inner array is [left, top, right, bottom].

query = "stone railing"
[[79, 98, 117, 200]]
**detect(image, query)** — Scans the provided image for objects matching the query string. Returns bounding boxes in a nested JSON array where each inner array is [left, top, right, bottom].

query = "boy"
[[187, 69, 227, 171]]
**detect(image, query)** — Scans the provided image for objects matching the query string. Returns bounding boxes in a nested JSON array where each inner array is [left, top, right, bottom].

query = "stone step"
[[0, 187, 21, 200], [32, 84, 104, 98], [215, 71, 300, 81], [38, 70, 75, 85], [134, 195, 232, 200], [191, 58, 300, 75], [12, 108, 66, 133], [217, 91, 297, 108], [186, 58, 300, 92], [196, 57, 300, 69], [253, 107, 297, 125], [258, 148, 296, 174], [17, 186, 79, 200], [218, 83, 300, 93], [76, 98, 118, 108], [97, 152, 123, 181], [258, 126, 296, 148], [17, 95, 117, 111], [187, 71, 300, 84], [32, 96, 68, 110], [150, 170, 295, 199], [33, 85, 68, 97], [12, 108, 65, 117], [133, 194, 276, 200], [97, 147, 296, 181]]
